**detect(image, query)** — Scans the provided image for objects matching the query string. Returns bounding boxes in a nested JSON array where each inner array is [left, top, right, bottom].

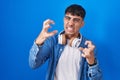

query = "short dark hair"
[[65, 4, 86, 19]]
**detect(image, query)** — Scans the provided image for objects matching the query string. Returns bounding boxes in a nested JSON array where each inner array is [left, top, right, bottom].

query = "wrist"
[[35, 36, 46, 46], [88, 58, 97, 66]]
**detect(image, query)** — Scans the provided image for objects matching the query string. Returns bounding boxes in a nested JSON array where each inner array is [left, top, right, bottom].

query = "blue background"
[[0, 0, 120, 80]]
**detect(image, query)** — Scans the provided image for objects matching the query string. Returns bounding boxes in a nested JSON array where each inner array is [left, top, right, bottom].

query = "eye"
[[73, 18, 80, 23], [65, 16, 71, 20]]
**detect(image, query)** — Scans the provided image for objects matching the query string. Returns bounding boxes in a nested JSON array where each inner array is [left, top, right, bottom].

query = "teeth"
[[67, 27, 73, 31]]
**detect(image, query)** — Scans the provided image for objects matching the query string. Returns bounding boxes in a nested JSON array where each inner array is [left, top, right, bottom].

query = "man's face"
[[64, 13, 84, 37]]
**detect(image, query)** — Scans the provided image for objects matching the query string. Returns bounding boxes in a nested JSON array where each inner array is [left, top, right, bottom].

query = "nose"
[[68, 19, 74, 26]]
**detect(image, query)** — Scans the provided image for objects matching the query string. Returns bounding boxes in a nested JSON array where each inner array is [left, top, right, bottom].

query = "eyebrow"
[[65, 15, 81, 19], [65, 15, 81, 21]]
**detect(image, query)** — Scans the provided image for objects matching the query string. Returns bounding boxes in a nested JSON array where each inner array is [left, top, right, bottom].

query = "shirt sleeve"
[[88, 60, 103, 80], [29, 42, 41, 69], [29, 36, 54, 69]]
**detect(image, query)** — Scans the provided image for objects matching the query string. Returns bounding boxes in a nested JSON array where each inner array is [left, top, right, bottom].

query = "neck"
[[65, 33, 80, 39]]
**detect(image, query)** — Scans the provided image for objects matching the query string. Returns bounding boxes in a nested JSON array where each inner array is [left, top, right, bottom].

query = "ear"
[[81, 21, 84, 27]]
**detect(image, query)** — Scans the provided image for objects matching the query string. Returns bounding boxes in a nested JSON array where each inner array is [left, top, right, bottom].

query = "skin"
[[35, 13, 95, 65], [63, 13, 84, 38]]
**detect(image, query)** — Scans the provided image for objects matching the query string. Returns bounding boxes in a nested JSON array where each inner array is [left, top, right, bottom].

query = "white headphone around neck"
[[58, 31, 82, 48]]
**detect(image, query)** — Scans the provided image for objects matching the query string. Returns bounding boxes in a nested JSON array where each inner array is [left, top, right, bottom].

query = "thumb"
[[47, 30, 58, 37]]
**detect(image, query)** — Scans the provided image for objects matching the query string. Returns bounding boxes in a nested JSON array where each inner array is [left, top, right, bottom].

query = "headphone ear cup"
[[71, 38, 81, 48], [58, 34, 62, 44], [61, 34, 66, 45], [58, 34, 66, 45]]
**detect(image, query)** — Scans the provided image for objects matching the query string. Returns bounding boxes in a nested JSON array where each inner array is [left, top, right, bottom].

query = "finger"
[[47, 30, 58, 37], [79, 47, 85, 53], [89, 45, 95, 51], [81, 53, 86, 58], [87, 44, 95, 51], [85, 40, 92, 46], [43, 19, 55, 26], [85, 41, 95, 50], [80, 47, 87, 58], [79, 47, 84, 51], [43, 19, 55, 31], [81, 51, 90, 58], [43, 24, 51, 31]]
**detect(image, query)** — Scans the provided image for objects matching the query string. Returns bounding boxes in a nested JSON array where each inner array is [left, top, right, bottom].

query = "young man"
[[29, 4, 102, 80]]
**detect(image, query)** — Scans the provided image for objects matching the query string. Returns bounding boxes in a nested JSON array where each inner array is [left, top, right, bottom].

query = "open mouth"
[[66, 26, 74, 32]]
